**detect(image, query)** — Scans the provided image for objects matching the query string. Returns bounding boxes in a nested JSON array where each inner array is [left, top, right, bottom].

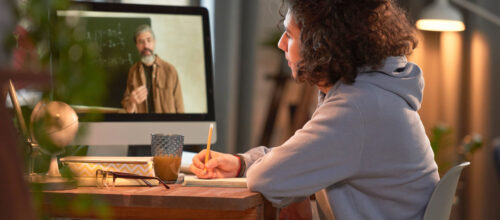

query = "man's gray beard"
[[141, 54, 155, 65]]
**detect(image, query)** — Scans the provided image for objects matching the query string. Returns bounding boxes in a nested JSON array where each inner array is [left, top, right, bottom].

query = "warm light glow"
[[470, 31, 489, 133], [416, 19, 465, 32], [440, 32, 462, 126]]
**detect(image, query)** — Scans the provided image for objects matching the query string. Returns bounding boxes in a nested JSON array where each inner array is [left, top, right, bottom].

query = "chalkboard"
[[83, 17, 151, 108]]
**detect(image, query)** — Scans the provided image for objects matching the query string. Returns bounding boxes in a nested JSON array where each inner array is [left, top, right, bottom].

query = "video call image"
[[57, 10, 208, 114]]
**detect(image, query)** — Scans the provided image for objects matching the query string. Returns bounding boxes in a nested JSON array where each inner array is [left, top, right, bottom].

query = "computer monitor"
[[55, 2, 216, 146]]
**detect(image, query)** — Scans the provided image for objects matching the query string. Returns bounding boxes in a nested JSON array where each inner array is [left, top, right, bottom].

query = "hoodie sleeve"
[[245, 94, 365, 207]]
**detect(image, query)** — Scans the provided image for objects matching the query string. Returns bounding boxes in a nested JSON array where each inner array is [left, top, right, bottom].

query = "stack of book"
[[60, 156, 157, 186]]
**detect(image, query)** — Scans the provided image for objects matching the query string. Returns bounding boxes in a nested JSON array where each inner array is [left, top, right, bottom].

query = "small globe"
[[30, 101, 79, 154]]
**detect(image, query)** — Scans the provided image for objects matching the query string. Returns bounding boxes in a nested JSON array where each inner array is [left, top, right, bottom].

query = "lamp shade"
[[416, 0, 465, 32]]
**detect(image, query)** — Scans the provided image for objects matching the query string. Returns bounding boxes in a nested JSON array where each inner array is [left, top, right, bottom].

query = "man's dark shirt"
[[143, 64, 154, 113]]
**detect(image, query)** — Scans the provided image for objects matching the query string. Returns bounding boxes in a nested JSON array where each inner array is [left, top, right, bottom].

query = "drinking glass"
[[151, 134, 184, 181]]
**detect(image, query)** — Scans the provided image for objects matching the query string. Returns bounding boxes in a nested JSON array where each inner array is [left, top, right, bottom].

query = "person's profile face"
[[278, 11, 301, 79], [135, 31, 156, 57]]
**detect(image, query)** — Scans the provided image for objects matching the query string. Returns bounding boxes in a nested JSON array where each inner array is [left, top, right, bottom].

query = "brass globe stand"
[[27, 144, 77, 191], [9, 81, 77, 191]]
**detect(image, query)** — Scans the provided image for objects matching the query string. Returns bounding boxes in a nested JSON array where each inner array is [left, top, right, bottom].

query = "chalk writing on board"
[[104, 53, 134, 66], [86, 23, 133, 65]]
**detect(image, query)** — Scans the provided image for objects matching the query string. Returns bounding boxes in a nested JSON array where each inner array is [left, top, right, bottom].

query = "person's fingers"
[[198, 167, 216, 179], [131, 90, 142, 104], [137, 89, 147, 102], [138, 87, 147, 96], [190, 150, 229, 179], [192, 164, 234, 179], [205, 156, 224, 169], [130, 86, 148, 103], [138, 94, 147, 103], [192, 149, 210, 170], [189, 164, 199, 174], [192, 156, 205, 170], [132, 86, 146, 95], [206, 169, 218, 179], [130, 92, 137, 102], [135, 85, 146, 94], [190, 164, 207, 178], [131, 96, 139, 104]]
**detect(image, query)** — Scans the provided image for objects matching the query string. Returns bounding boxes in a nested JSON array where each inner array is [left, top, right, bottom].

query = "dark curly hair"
[[283, 0, 418, 86]]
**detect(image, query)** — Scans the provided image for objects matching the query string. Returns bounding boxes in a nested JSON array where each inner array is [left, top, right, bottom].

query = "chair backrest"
[[423, 162, 470, 220]]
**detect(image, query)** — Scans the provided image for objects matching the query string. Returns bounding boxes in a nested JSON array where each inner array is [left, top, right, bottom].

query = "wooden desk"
[[41, 185, 277, 220]]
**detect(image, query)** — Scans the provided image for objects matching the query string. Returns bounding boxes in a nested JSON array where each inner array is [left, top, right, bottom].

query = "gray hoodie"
[[242, 56, 439, 220]]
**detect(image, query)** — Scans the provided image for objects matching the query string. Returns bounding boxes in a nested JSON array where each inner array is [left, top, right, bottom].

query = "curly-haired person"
[[190, 0, 439, 219]]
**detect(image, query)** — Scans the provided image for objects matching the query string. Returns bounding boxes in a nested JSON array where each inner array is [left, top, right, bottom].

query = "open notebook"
[[182, 175, 247, 188]]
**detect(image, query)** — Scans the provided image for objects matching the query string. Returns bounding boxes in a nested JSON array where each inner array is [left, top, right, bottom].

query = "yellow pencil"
[[204, 123, 214, 170]]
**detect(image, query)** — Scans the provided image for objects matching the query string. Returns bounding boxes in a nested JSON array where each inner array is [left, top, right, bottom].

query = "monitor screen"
[[55, 2, 216, 146]]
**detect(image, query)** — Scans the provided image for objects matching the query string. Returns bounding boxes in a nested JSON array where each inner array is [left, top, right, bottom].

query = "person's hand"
[[189, 149, 240, 179], [130, 86, 148, 104]]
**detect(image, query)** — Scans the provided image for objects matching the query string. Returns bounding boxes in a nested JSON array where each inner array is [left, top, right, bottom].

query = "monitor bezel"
[[60, 1, 215, 122]]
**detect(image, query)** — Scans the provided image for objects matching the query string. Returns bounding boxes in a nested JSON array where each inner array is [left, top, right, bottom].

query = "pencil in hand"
[[204, 123, 214, 171]]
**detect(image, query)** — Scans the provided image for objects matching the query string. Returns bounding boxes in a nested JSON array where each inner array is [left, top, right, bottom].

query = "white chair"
[[423, 162, 470, 220]]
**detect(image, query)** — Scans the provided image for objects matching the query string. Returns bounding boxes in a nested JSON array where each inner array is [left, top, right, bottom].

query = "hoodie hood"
[[355, 56, 424, 110]]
